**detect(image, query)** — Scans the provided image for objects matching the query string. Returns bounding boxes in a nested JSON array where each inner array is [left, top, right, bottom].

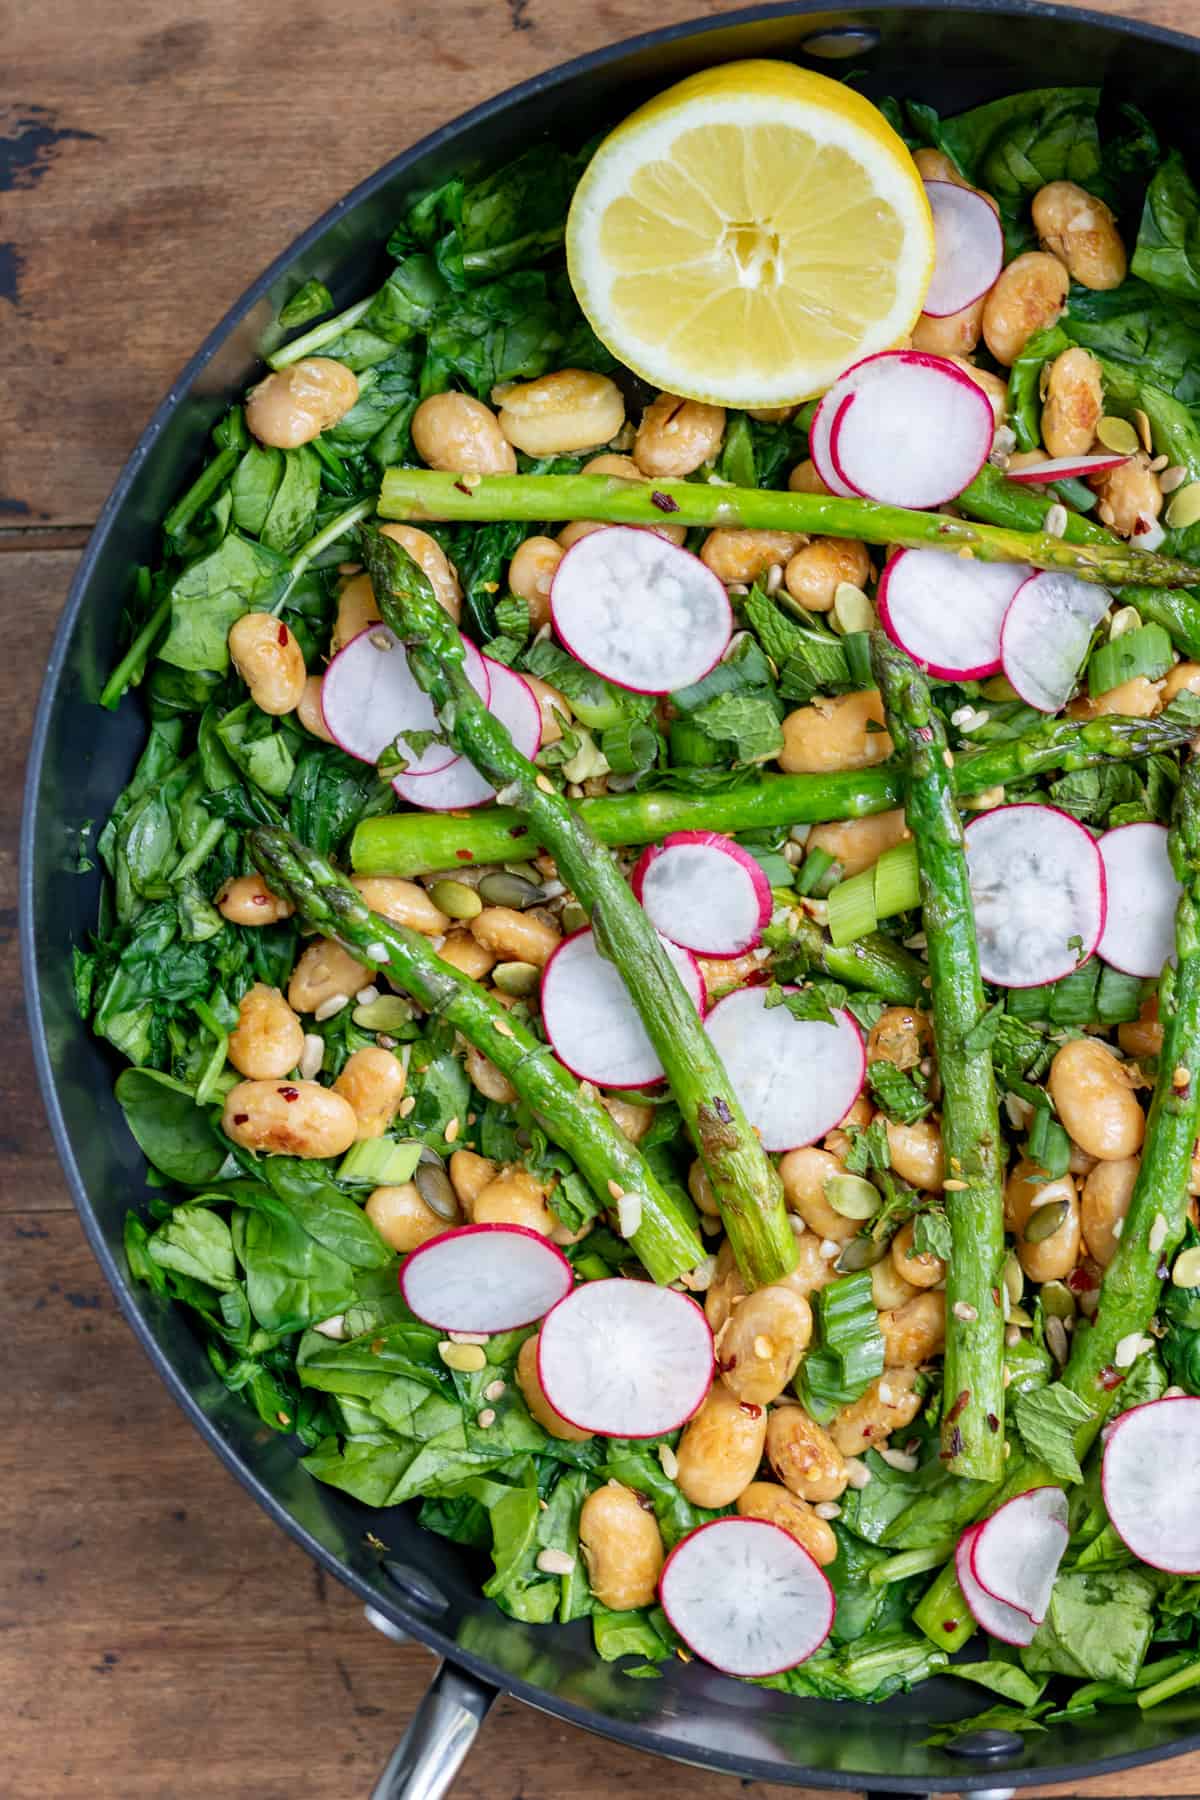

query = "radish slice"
[[877, 548, 1033, 680], [539, 927, 705, 1088], [970, 1487, 1069, 1624], [965, 803, 1106, 988], [921, 181, 1005, 318], [321, 627, 490, 773], [659, 1519, 835, 1676], [703, 986, 865, 1152], [1000, 570, 1111, 714], [1098, 822, 1181, 978], [1102, 1397, 1200, 1573], [392, 660, 542, 812], [809, 370, 868, 500], [955, 1524, 1038, 1647], [1008, 453, 1130, 485], [399, 1224, 573, 1333], [550, 527, 731, 694], [631, 832, 772, 956], [829, 352, 994, 508], [537, 1278, 713, 1437]]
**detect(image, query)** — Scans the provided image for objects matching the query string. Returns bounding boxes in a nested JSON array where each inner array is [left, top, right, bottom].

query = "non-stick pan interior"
[[23, 4, 1200, 1789]]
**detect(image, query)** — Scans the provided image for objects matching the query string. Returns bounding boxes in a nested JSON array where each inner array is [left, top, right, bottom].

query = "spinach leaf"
[[148, 1205, 237, 1290], [757, 1629, 947, 1701], [115, 1067, 227, 1185], [215, 701, 296, 798], [160, 533, 288, 673], [260, 446, 322, 554], [231, 445, 284, 535], [236, 1195, 358, 1334], [257, 1157, 392, 1270], [278, 279, 333, 330], [592, 1607, 675, 1667], [1134, 150, 1200, 299], [951, 1661, 1046, 1708], [1023, 1568, 1158, 1686]]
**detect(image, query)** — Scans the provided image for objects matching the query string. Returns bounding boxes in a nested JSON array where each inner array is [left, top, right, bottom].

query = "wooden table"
[[5, 1, 1200, 1793]]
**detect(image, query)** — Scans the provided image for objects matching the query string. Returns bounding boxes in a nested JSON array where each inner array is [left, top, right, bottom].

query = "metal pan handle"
[[368, 1626, 497, 1800]]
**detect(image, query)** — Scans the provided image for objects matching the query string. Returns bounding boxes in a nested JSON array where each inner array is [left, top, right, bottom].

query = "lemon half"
[[566, 60, 934, 408]]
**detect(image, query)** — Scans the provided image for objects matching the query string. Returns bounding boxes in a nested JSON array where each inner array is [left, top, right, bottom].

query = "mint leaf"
[[1013, 1384, 1095, 1483]]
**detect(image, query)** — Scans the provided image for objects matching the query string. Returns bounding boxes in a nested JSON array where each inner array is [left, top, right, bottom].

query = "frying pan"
[[22, 4, 1200, 1793]]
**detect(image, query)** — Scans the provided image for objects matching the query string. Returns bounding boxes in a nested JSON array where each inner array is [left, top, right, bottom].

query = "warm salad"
[[82, 62, 1200, 1729]]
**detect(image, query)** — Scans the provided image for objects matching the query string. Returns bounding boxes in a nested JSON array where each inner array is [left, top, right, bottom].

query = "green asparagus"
[[377, 469, 1200, 588], [915, 754, 1200, 1645], [362, 524, 797, 1289], [247, 825, 706, 1285], [351, 712, 1195, 877], [872, 634, 1007, 1481], [961, 465, 1200, 659]]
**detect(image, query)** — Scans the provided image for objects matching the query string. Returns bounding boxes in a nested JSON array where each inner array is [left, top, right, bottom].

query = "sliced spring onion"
[[1096, 965, 1152, 1025], [1048, 476, 1097, 514], [337, 1136, 424, 1186], [795, 845, 837, 897], [827, 839, 921, 947], [1007, 960, 1100, 1028], [1088, 622, 1174, 697]]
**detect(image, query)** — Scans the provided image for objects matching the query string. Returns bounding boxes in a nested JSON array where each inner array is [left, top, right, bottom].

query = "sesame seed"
[[313, 992, 349, 1022], [492, 1017, 516, 1039], [813, 1501, 842, 1520], [843, 1458, 872, 1490], [953, 1300, 978, 1322], [476, 1408, 497, 1429], [299, 1034, 325, 1080], [876, 1446, 919, 1473], [942, 749, 954, 769], [444, 1117, 460, 1144], [535, 1548, 576, 1576]]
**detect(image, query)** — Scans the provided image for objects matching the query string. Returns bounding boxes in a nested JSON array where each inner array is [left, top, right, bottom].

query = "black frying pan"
[[23, 5, 1200, 1793]]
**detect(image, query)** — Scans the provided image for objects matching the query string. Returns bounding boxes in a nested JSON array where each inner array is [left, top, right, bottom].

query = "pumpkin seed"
[[1096, 415, 1140, 455], [1002, 1252, 1024, 1308], [831, 583, 875, 636], [1172, 1246, 1200, 1288], [352, 994, 414, 1031], [1040, 1279, 1076, 1320], [492, 960, 539, 997], [1109, 605, 1143, 640], [415, 1158, 461, 1223], [1166, 480, 1200, 531], [825, 1173, 881, 1220], [835, 1235, 887, 1272], [561, 902, 589, 935], [479, 871, 544, 909], [430, 879, 483, 920], [1022, 1196, 1071, 1244]]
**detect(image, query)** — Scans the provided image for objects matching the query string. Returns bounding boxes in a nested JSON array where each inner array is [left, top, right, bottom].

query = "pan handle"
[[369, 1645, 497, 1800]]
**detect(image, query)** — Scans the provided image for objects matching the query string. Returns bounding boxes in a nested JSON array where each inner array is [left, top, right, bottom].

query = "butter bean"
[[1048, 1038, 1145, 1160], [411, 391, 516, 475], [366, 1182, 445, 1253], [807, 809, 910, 880], [829, 1366, 922, 1456], [516, 1334, 592, 1440], [227, 983, 304, 1081], [333, 1045, 407, 1140], [222, 1078, 358, 1158], [216, 873, 294, 926], [246, 357, 358, 448], [675, 1383, 766, 1508], [717, 1285, 813, 1405], [498, 369, 625, 456], [766, 1404, 848, 1502], [1081, 1155, 1139, 1267], [579, 1482, 664, 1610], [228, 613, 306, 715], [736, 1481, 838, 1566], [779, 689, 893, 774], [879, 1290, 945, 1366], [351, 875, 449, 936], [982, 252, 1070, 366], [634, 393, 725, 479], [379, 524, 462, 623]]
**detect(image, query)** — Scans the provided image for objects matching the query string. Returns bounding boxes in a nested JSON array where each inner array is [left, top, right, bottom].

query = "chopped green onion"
[[337, 1136, 423, 1186], [1096, 965, 1151, 1025], [827, 866, 878, 946], [827, 839, 920, 947], [795, 845, 836, 897], [1027, 1106, 1072, 1179], [1049, 476, 1097, 514], [842, 631, 875, 688], [873, 839, 920, 916], [796, 1271, 885, 1422], [1138, 1657, 1200, 1710], [668, 718, 722, 766], [1088, 623, 1174, 697]]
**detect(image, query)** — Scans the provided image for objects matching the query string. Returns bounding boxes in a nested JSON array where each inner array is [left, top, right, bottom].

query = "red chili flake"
[[453, 479, 472, 496], [370, 1338, 385, 1355], [278, 624, 289, 646], [712, 1095, 733, 1124], [508, 826, 530, 840], [650, 490, 680, 514], [1098, 1364, 1125, 1391], [987, 1411, 1000, 1433], [942, 1620, 959, 1633], [718, 1355, 738, 1373], [739, 1402, 763, 1418], [277, 1086, 300, 1102], [946, 1425, 964, 1458], [991, 1286, 1001, 1308], [634, 1492, 656, 1512], [946, 1388, 971, 1424], [455, 849, 474, 861], [1067, 1266, 1097, 1294], [233, 1113, 249, 1125], [252, 893, 268, 905]]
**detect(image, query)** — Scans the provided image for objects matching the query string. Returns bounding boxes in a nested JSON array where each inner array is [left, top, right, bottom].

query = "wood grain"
[[7, 0, 1200, 1792]]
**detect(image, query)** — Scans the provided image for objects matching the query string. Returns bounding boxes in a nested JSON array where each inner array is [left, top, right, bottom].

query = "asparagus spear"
[[352, 713, 1194, 876], [361, 525, 797, 1289], [377, 469, 1200, 588], [247, 825, 705, 1285], [961, 465, 1200, 659], [872, 634, 1007, 1481], [916, 755, 1200, 1645]]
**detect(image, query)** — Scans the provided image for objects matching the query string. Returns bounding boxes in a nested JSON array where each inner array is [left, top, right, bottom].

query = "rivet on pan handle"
[[366, 1618, 497, 1800]]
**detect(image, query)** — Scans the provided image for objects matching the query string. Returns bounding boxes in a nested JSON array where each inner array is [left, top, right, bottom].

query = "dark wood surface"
[[6, 2, 1200, 1793]]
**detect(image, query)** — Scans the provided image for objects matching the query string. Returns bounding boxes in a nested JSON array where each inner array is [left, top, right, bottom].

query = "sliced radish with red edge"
[[1000, 570, 1111, 714], [703, 985, 864, 1152], [809, 366, 870, 499], [1007, 453, 1130, 485], [955, 1524, 1037, 1647], [539, 926, 705, 1088], [921, 181, 1005, 318], [1098, 822, 1180, 978], [965, 803, 1106, 988], [392, 659, 542, 812], [970, 1486, 1068, 1624], [877, 548, 1032, 680], [659, 1518, 835, 1676], [829, 352, 994, 508], [550, 527, 731, 694], [631, 832, 772, 956], [537, 1277, 713, 1438], [322, 627, 489, 774], [400, 1224, 573, 1333], [1102, 1396, 1200, 1573]]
